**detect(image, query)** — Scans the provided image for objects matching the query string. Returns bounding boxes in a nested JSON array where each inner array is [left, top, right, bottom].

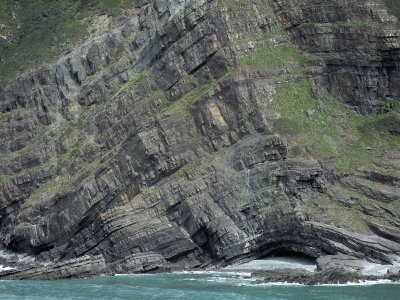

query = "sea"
[[1, 257, 400, 300]]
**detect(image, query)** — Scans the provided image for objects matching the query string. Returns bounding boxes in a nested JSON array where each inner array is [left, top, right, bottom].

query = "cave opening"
[[224, 247, 318, 272], [262, 248, 316, 260], [258, 247, 318, 270]]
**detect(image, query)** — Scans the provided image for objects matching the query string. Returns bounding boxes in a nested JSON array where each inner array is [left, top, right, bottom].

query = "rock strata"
[[0, 0, 400, 280]]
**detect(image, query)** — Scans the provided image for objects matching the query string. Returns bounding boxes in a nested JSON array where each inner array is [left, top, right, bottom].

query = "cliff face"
[[1, 0, 400, 279]]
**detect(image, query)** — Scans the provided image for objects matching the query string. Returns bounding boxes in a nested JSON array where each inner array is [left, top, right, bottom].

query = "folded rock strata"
[[0, 0, 400, 280]]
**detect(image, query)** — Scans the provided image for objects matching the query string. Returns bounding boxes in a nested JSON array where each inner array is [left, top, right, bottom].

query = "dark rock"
[[316, 254, 367, 273], [253, 267, 386, 285], [0, 0, 400, 280]]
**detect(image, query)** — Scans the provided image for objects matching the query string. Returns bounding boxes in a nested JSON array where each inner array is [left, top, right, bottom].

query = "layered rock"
[[0, 0, 400, 280]]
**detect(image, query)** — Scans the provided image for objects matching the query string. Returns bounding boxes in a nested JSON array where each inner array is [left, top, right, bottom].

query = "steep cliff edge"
[[0, 0, 400, 279]]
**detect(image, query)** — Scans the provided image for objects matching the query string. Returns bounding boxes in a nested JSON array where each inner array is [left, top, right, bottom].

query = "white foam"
[[114, 273, 153, 277], [175, 270, 252, 277], [0, 250, 36, 264], [361, 263, 393, 276], [237, 279, 397, 287], [237, 281, 303, 287], [223, 257, 317, 273], [318, 279, 395, 286], [0, 265, 14, 272], [0, 250, 39, 273]]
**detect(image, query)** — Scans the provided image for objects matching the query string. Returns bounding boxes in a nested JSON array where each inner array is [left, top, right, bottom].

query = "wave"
[[317, 279, 397, 287], [0, 265, 14, 272], [174, 270, 253, 277], [236, 279, 398, 287], [114, 273, 155, 277], [0, 250, 36, 264], [107, 257, 400, 288], [236, 281, 303, 287]]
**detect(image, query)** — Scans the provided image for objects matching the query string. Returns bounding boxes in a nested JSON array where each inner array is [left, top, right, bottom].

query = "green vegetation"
[[306, 180, 400, 234], [68, 141, 84, 159], [0, 0, 85, 84], [58, 68, 151, 144], [1, 65, 160, 197], [299, 19, 400, 31], [306, 192, 373, 234], [89, 0, 146, 15], [96, 0, 125, 15], [162, 82, 216, 116], [377, 98, 399, 112], [111, 69, 152, 102], [314, 0, 400, 20], [0, 175, 10, 183], [6, 68, 157, 204], [218, 0, 259, 14], [53, 68, 156, 185], [162, 67, 239, 116], [0, 0, 145, 84], [141, 186, 156, 196], [172, 158, 202, 179], [22, 146, 113, 211], [271, 80, 400, 174], [243, 44, 311, 70], [272, 80, 338, 158], [382, 0, 400, 19], [171, 154, 217, 180]]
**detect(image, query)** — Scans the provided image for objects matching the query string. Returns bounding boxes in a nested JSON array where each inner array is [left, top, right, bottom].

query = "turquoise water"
[[1, 272, 400, 300]]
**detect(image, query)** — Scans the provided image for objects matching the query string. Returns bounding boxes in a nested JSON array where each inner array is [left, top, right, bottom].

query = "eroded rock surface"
[[1, 0, 400, 280]]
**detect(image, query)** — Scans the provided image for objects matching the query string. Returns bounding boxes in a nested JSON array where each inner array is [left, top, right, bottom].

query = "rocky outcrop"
[[0, 0, 400, 280], [253, 267, 400, 285], [276, 0, 400, 114], [253, 253, 400, 285]]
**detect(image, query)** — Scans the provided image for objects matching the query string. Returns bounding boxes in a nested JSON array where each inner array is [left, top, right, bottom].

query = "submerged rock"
[[252, 254, 400, 285], [252, 268, 382, 285]]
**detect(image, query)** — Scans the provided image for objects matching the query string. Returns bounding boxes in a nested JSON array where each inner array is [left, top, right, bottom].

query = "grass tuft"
[[0, 0, 145, 84], [243, 44, 312, 70], [271, 80, 400, 174]]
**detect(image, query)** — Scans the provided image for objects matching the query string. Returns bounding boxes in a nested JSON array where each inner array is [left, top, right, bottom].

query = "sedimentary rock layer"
[[0, 0, 400, 279]]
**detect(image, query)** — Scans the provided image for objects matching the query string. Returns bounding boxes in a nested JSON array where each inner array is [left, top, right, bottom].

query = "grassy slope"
[[242, 41, 400, 176], [239, 4, 400, 234], [0, 0, 145, 84], [382, 0, 400, 19], [271, 80, 400, 233], [272, 80, 400, 174]]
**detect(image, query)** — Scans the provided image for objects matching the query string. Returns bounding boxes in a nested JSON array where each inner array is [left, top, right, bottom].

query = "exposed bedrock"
[[273, 0, 400, 114], [0, 0, 400, 279]]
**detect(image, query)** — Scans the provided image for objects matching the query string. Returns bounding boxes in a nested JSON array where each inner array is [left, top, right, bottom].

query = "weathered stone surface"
[[317, 254, 370, 272], [0, 0, 400, 280]]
